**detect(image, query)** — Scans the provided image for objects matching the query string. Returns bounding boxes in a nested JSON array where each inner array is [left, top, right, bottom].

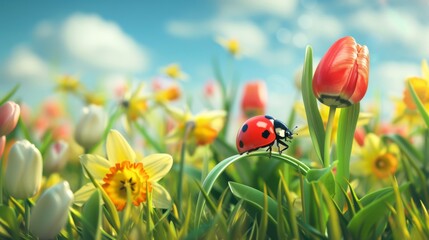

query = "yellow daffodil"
[[350, 133, 400, 192], [84, 91, 106, 106], [162, 63, 188, 80], [165, 106, 226, 146], [154, 84, 181, 103], [75, 130, 173, 211], [216, 37, 240, 57], [121, 83, 149, 123], [56, 75, 82, 93], [394, 59, 429, 127]]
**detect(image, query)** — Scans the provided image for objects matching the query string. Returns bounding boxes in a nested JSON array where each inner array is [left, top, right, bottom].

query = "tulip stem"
[[324, 106, 336, 167], [25, 199, 31, 236]]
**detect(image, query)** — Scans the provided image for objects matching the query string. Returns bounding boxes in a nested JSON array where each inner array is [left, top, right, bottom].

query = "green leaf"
[[81, 164, 121, 232], [229, 182, 279, 224], [82, 189, 102, 240], [335, 103, 360, 207], [319, 183, 342, 240], [279, 173, 299, 239], [407, 79, 429, 128], [0, 206, 19, 239], [306, 167, 335, 196], [0, 84, 19, 105], [301, 46, 325, 164], [194, 152, 309, 226], [348, 183, 410, 239]]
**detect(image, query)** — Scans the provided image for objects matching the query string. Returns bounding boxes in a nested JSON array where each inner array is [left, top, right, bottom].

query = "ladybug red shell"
[[236, 115, 294, 155]]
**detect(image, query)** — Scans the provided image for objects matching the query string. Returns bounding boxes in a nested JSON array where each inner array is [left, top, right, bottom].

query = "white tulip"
[[30, 181, 74, 239], [4, 140, 42, 199], [74, 105, 107, 150]]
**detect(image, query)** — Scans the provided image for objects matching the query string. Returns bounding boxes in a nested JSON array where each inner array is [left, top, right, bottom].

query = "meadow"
[[1, 36, 428, 239]]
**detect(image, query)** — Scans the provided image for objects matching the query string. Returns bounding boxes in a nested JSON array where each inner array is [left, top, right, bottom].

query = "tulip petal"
[[141, 154, 173, 182], [73, 183, 96, 206], [106, 130, 136, 163], [80, 154, 111, 180], [151, 183, 172, 209]]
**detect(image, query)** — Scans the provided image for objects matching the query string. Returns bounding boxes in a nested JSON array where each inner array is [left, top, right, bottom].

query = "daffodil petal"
[[80, 154, 111, 180], [151, 183, 172, 209], [73, 183, 96, 206], [106, 130, 136, 163], [142, 154, 173, 182]]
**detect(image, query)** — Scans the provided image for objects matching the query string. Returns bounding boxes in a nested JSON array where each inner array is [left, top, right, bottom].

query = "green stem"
[[146, 181, 153, 239], [177, 122, 195, 219], [201, 145, 210, 182], [323, 106, 337, 167], [25, 199, 31, 236]]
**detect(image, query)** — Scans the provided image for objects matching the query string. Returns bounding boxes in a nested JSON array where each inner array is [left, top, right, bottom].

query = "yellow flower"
[[162, 63, 187, 80], [351, 133, 399, 191], [121, 83, 149, 122], [216, 38, 240, 57], [394, 59, 429, 127], [56, 75, 82, 93], [84, 91, 106, 106], [75, 130, 173, 211], [154, 84, 181, 103], [165, 106, 226, 146]]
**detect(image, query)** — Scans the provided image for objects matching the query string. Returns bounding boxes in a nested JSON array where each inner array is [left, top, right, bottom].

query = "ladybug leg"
[[277, 139, 289, 154], [265, 145, 272, 158]]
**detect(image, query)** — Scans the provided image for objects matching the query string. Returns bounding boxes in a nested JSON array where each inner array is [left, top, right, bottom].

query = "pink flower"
[[0, 101, 20, 136]]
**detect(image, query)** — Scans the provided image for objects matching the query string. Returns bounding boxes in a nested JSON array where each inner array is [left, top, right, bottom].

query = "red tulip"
[[313, 36, 370, 107], [241, 81, 267, 118]]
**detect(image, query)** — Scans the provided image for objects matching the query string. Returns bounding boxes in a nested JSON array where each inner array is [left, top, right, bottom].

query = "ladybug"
[[236, 115, 294, 155]]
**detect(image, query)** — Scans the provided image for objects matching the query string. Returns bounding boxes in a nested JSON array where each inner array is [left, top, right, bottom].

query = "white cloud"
[[218, 0, 298, 18], [349, 8, 429, 56], [167, 19, 268, 58], [61, 13, 149, 73], [371, 61, 421, 98], [4, 45, 50, 81]]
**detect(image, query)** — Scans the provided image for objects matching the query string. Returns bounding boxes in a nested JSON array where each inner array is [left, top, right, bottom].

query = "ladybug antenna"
[[293, 125, 298, 135]]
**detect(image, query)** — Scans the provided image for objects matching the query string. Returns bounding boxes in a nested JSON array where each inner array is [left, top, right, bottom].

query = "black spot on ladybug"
[[239, 140, 244, 148], [241, 124, 248, 132], [261, 130, 270, 139]]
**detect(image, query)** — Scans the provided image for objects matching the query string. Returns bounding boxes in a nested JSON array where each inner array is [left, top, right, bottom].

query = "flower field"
[[1, 35, 429, 239]]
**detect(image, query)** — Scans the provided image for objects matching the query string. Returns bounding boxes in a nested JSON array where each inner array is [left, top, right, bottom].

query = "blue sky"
[[1, 0, 428, 120]]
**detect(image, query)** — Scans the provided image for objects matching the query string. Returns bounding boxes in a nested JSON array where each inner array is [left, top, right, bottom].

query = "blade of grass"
[[301, 46, 325, 164], [407, 79, 429, 128], [194, 152, 309, 226], [0, 84, 19, 105]]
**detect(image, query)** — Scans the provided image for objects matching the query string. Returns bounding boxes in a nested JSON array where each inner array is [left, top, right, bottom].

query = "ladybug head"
[[285, 126, 298, 140]]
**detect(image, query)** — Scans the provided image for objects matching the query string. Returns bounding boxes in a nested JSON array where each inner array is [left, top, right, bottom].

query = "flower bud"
[[0, 101, 20, 136], [4, 140, 42, 199], [30, 181, 74, 239], [312, 36, 370, 107], [44, 140, 69, 173], [74, 105, 107, 150], [240, 81, 267, 118]]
